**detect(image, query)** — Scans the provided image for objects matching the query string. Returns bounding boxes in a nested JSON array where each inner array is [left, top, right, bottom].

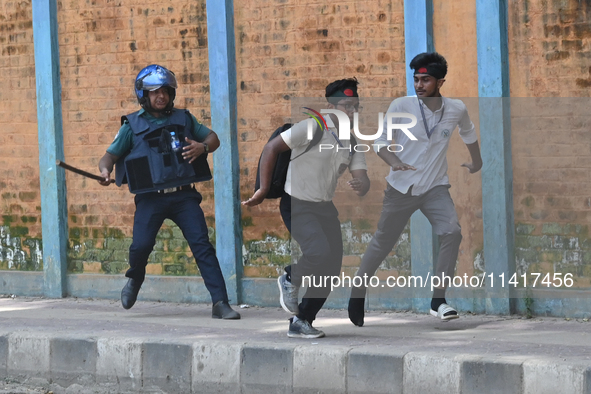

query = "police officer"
[[98, 64, 240, 319]]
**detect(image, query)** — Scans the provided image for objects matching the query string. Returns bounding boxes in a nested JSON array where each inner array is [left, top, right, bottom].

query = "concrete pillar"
[[404, 0, 438, 312], [476, 0, 515, 314], [206, 0, 243, 303], [32, 0, 68, 298]]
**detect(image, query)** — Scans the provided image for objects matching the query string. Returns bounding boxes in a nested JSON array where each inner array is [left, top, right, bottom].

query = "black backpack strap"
[[291, 122, 324, 161]]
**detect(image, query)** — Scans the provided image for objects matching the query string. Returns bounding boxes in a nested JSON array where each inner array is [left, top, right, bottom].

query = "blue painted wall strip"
[[3, 272, 591, 319], [206, 0, 243, 304], [476, 0, 515, 314], [404, 0, 436, 312], [32, 0, 68, 298]]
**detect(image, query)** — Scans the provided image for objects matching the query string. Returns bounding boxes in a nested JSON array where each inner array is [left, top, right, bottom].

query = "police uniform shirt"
[[107, 108, 212, 157], [373, 96, 478, 196], [281, 116, 368, 202]]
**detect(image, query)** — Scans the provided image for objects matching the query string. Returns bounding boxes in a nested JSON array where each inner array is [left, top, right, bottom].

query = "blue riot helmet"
[[134, 64, 177, 112]]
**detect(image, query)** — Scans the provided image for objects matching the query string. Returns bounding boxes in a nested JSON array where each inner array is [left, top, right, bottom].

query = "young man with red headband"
[[348, 52, 482, 325], [243, 78, 370, 338]]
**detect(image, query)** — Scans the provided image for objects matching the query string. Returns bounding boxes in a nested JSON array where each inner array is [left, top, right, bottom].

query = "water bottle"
[[170, 131, 181, 152]]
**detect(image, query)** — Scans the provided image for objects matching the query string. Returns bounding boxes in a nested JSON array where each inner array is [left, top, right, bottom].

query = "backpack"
[[254, 122, 323, 199]]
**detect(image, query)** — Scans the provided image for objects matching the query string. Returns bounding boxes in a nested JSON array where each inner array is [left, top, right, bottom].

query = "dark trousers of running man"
[[280, 194, 343, 324]]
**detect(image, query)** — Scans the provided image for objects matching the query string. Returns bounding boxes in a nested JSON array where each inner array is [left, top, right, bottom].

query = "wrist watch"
[[203, 142, 209, 153]]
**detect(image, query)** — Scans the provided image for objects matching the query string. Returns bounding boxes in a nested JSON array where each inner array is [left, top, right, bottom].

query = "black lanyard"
[[418, 97, 445, 139], [331, 129, 354, 158]]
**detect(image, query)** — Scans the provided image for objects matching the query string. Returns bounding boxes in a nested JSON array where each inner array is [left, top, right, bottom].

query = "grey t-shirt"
[[281, 117, 367, 202]]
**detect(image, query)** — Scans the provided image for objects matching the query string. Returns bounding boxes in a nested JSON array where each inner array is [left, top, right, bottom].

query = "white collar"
[[417, 95, 445, 113]]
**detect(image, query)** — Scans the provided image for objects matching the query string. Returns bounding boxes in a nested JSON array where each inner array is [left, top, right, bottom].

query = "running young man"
[[348, 52, 482, 326], [243, 78, 370, 338]]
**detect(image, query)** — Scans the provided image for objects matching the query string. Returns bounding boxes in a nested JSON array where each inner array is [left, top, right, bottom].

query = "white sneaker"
[[430, 303, 459, 321]]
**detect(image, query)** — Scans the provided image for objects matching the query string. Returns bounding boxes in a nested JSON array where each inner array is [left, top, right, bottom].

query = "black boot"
[[348, 285, 366, 327], [212, 301, 241, 319], [348, 297, 365, 327], [121, 278, 142, 310]]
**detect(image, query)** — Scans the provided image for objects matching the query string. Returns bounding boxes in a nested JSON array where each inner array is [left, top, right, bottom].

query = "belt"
[[157, 184, 194, 194]]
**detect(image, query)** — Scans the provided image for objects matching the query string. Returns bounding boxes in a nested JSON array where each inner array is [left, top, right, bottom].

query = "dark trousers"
[[280, 194, 343, 323], [126, 188, 228, 304]]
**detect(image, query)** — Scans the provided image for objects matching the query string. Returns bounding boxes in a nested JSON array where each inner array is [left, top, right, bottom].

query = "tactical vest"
[[115, 109, 212, 194]]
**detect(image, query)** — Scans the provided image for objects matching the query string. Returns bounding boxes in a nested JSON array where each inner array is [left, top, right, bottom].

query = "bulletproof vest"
[[115, 109, 212, 194]]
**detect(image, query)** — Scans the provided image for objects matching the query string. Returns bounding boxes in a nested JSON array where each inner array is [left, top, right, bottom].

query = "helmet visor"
[[137, 66, 178, 92]]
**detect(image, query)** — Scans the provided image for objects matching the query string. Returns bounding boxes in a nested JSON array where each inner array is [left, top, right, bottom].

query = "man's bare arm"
[[241, 137, 291, 206], [461, 141, 482, 173], [348, 169, 370, 196], [183, 131, 221, 163], [97, 152, 119, 186], [376, 147, 416, 171]]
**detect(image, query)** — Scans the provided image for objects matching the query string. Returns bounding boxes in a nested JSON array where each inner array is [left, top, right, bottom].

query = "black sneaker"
[[287, 317, 325, 339], [348, 297, 365, 327]]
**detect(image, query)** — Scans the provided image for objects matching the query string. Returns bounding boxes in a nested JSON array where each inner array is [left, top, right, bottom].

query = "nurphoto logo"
[[303, 108, 418, 153]]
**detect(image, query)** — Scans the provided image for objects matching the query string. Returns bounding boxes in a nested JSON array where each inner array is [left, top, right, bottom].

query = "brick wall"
[[432, 0, 482, 278], [2, 0, 590, 292], [508, 0, 591, 288], [59, 0, 214, 276], [427, 0, 591, 290], [511, 97, 591, 288], [0, 0, 409, 278], [510, 0, 591, 97], [0, 0, 216, 276], [235, 0, 408, 278], [0, 0, 42, 271]]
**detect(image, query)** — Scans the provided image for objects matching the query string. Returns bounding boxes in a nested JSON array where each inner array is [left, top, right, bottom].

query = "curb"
[[2, 333, 591, 393]]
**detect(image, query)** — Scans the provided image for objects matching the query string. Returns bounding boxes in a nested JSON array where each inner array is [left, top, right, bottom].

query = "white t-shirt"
[[281, 116, 367, 202], [373, 96, 478, 196]]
